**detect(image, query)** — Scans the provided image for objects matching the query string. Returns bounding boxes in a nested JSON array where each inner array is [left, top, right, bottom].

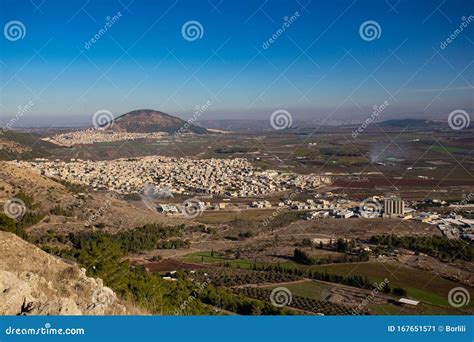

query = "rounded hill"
[[111, 109, 208, 134]]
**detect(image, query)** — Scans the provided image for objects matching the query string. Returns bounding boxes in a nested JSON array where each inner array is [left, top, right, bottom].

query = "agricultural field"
[[311, 261, 474, 309], [235, 287, 365, 315], [181, 251, 295, 269], [178, 250, 473, 315], [264, 280, 331, 301], [196, 209, 279, 225], [190, 268, 301, 287]]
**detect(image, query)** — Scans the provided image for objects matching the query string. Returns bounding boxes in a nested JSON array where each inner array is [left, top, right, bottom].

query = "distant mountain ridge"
[[198, 118, 448, 132], [374, 119, 440, 128], [111, 109, 208, 134]]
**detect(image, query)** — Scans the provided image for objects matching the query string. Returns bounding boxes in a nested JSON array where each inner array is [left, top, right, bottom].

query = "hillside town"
[[9, 156, 473, 242], [43, 129, 169, 146], [10, 157, 332, 197]]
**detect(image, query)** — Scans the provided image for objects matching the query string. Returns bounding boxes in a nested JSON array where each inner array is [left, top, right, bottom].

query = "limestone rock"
[[0, 231, 135, 315]]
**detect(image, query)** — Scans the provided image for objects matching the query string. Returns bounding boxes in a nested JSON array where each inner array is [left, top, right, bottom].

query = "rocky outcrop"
[[0, 231, 139, 315]]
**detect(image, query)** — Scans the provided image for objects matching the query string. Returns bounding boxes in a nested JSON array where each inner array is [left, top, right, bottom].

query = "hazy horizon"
[[1, 106, 463, 128]]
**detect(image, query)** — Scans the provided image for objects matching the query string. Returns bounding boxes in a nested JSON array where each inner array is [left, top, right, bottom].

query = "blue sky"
[[0, 0, 473, 125]]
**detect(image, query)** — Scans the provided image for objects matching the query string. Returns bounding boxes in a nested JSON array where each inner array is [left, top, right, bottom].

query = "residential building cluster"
[[9, 156, 472, 240], [10, 156, 332, 197], [43, 129, 169, 146]]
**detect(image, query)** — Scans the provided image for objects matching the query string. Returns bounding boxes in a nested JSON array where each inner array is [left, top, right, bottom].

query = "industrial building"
[[383, 197, 405, 218]]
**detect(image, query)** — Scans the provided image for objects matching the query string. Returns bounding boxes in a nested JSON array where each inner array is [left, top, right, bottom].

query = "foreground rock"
[[0, 231, 141, 315]]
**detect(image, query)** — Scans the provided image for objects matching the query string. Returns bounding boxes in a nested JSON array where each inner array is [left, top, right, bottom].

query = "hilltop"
[[111, 109, 208, 134]]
